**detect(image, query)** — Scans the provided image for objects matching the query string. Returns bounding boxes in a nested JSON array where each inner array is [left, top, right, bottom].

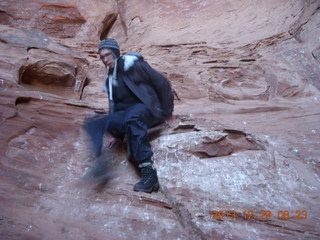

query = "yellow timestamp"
[[210, 210, 308, 220]]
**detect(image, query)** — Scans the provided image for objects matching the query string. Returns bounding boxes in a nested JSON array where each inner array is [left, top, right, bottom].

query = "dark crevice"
[[99, 13, 118, 40], [153, 42, 207, 48], [240, 58, 256, 62], [138, 196, 173, 210], [311, 47, 320, 63], [209, 65, 239, 69], [27, 47, 40, 52], [234, 106, 290, 114], [191, 50, 209, 56], [173, 89, 181, 101], [0, 38, 8, 44], [15, 97, 32, 105], [203, 60, 229, 64], [79, 77, 90, 100], [0, 10, 14, 25], [172, 124, 200, 134]]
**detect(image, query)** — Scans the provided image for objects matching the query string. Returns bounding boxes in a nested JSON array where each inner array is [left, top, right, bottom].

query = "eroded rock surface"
[[0, 0, 319, 239]]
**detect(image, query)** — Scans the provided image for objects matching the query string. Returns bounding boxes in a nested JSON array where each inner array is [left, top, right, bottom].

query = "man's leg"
[[124, 103, 162, 193], [84, 115, 110, 157], [83, 112, 126, 181], [84, 112, 125, 157]]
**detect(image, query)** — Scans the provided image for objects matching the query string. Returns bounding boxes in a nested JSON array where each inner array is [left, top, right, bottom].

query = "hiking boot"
[[133, 166, 159, 193]]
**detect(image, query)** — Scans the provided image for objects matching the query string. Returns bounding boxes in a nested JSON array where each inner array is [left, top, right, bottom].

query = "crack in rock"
[[160, 185, 212, 240]]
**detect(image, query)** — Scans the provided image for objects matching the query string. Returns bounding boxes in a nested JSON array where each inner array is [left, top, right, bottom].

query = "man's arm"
[[137, 60, 174, 117]]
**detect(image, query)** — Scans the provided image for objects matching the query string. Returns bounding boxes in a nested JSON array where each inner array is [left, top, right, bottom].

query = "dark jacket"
[[106, 53, 174, 120]]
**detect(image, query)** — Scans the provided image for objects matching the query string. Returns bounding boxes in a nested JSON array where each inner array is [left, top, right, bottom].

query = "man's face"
[[99, 49, 115, 68]]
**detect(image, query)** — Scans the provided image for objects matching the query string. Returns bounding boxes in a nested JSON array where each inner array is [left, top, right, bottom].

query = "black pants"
[[85, 103, 162, 164]]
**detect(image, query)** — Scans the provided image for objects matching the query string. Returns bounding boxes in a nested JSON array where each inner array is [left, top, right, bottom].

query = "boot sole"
[[133, 182, 160, 193]]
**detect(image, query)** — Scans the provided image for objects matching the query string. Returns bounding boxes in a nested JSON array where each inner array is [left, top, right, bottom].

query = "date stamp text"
[[210, 210, 308, 220]]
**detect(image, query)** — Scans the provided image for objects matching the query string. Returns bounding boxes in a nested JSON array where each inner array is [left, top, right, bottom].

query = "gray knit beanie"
[[98, 39, 120, 58]]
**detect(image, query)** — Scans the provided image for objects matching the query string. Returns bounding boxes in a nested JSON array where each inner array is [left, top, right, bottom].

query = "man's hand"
[[106, 137, 122, 149]]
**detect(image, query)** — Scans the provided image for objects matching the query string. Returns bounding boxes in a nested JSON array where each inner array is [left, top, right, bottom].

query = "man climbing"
[[84, 38, 174, 193]]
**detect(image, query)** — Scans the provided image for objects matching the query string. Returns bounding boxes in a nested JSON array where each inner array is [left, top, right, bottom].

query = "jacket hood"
[[122, 52, 144, 71]]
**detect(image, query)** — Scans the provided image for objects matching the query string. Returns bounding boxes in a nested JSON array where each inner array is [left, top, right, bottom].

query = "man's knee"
[[125, 118, 148, 137]]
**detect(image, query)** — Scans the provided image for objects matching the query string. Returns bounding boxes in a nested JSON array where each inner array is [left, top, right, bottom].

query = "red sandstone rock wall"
[[0, 1, 319, 239]]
